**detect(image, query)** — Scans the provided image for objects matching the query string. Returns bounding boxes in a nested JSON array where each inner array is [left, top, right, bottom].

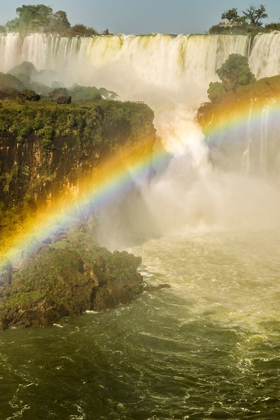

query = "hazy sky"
[[1, 0, 280, 35]]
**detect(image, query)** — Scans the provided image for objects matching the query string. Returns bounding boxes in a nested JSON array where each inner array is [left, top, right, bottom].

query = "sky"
[[1, 0, 280, 35]]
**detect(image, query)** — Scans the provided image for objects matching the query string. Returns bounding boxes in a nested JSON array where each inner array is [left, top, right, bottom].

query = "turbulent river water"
[[1, 32, 280, 419], [1, 229, 280, 419]]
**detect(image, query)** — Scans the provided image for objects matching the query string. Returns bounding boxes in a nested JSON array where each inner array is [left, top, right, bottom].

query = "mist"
[[1, 32, 280, 249]]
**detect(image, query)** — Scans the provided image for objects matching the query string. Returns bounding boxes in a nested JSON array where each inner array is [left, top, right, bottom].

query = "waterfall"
[[0, 33, 249, 105], [1, 32, 280, 241], [250, 32, 280, 79], [6, 32, 280, 90]]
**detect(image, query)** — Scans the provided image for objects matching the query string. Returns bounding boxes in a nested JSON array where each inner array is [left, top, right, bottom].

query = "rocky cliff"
[[0, 98, 155, 238], [197, 75, 280, 177], [0, 85, 159, 330]]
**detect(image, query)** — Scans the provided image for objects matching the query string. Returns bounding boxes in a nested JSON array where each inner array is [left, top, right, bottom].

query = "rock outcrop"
[[56, 95, 71, 104], [197, 75, 280, 175], [0, 231, 170, 331], [0, 98, 155, 235]]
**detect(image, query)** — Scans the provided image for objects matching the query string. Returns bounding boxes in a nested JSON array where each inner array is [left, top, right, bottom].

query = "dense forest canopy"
[[2, 4, 112, 36]]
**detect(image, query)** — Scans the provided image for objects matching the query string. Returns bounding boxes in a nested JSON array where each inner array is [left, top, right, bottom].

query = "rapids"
[[1, 32, 280, 418]]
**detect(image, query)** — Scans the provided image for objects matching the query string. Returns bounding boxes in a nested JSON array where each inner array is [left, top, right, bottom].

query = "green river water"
[[1, 228, 280, 419]]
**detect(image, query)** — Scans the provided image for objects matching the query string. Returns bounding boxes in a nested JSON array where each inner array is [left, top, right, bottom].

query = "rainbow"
[[1, 94, 277, 270], [0, 137, 170, 269], [200, 89, 279, 146]]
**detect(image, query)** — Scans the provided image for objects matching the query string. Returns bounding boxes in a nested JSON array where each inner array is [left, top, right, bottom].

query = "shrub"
[[216, 54, 256, 92]]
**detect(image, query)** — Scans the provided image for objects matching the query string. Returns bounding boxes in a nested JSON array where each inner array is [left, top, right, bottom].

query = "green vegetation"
[[0, 230, 143, 329], [207, 82, 227, 102], [70, 24, 98, 37], [207, 54, 256, 101], [0, 90, 155, 239], [220, 4, 267, 26], [0, 99, 153, 151], [209, 4, 276, 35], [3, 4, 112, 36], [198, 74, 280, 177], [242, 4, 268, 27], [216, 54, 256, 91], [199, 75, 280, 132], [221, 8, 239, 22]]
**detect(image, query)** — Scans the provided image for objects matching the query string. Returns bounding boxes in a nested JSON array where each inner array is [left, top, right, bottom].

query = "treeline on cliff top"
[[0, 4, 112, 37], [209, 4, 280, 35]]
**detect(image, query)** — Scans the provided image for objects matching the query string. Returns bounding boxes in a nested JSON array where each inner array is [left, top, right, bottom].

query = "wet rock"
[[47, 87, 68, 100], [92, 280, 143, 312], [56, 95, 71, 104], [0, 233, 145, 331], [19, 89, 40, 102], [144, 284, 171, 292]]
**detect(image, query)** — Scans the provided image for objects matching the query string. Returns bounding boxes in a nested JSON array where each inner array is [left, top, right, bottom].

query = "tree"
[[207, 82, 227, 102], [265, 22, 280, 32], [71, 24, 98, 36], [242, 4, 268, 26], [216, 54, 256, 91], [52, 11, 71, 31], [5, 5, 71, 33], [221, 8, 239, 22], [6, 4, 53, 31]]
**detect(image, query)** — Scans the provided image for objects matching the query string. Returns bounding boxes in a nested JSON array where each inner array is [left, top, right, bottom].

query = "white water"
[[1, 32, 280, 242], [250, 31, 280, 79], [0, 33, 249, 104]]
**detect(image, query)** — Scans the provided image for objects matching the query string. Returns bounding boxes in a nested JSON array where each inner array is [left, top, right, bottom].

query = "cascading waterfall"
[[1, 32, 280, 240], [0, 33, 249, 104], [249, 32, 280, 79]]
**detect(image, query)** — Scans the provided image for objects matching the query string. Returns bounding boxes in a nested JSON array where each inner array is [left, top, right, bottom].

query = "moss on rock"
[[0, 232, 144, 330]]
